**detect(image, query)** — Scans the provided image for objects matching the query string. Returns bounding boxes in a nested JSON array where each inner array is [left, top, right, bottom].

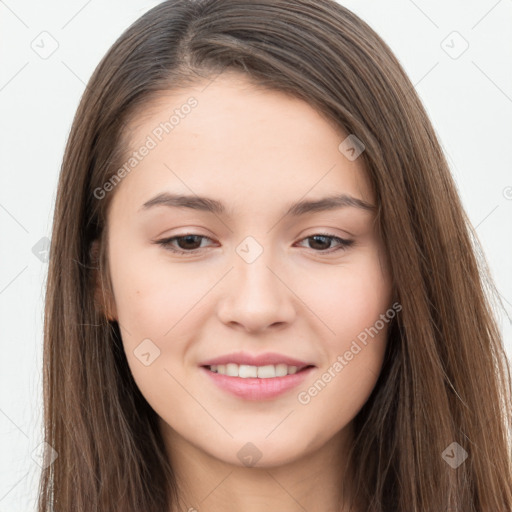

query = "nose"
[[216, 249, 296, 334]]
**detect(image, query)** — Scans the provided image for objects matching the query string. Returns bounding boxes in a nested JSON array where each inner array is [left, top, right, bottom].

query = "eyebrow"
[[139, 192, 376, 216]]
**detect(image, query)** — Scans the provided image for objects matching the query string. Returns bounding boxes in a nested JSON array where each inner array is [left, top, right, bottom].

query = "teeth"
[[209, 363, 300, 378]]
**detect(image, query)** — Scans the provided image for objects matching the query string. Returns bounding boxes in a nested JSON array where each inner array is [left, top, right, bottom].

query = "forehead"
[[110, 71, 374, 217]]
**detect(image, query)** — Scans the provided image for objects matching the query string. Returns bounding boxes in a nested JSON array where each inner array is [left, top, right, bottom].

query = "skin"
[[100, 71, 393, 512]]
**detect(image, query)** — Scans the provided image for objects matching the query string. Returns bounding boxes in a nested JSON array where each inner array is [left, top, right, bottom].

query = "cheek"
[[301, 256, 391, 416], [107, 242, 223, 397], [108, 240, 206, 340], [297, 250, 391, 404], [302, 250, 391, 347], [107, 247, 199, 407]]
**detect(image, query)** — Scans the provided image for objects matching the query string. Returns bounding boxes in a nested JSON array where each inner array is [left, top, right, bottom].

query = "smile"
[[200, 364, 315, 400], [209, 362, 311, 378]]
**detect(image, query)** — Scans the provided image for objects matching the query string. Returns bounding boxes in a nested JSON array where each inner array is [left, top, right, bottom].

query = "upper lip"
[[199, 351, 315, 371]]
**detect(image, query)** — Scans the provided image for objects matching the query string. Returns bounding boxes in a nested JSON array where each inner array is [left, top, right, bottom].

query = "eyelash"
[[155, 232, 354, 256]]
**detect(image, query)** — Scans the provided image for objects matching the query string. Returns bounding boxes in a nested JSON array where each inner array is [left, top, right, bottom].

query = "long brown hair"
[[39, 1, 512, 510]]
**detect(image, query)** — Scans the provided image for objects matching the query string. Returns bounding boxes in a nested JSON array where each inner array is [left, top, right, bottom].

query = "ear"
[[90, 239, 118, 322]]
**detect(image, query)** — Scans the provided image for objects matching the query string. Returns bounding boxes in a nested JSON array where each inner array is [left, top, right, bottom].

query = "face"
[[102, 71, 393, 468]]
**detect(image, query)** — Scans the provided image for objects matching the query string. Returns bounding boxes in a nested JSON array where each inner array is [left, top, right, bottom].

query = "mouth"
[[202, 363, 315, 378], [200, 363, 316, 400]]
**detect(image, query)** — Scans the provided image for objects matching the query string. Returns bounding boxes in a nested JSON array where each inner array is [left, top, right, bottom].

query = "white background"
[[1, 0, 511, 509]]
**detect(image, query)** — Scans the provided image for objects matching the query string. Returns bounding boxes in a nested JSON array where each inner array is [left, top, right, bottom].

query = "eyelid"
[[154, 231, 354, 256]]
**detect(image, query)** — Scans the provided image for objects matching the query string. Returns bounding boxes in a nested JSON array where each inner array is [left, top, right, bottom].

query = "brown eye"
[[296, 233, 354, 253], [156, 234, 214, 254], [155, 232, 354, 257]]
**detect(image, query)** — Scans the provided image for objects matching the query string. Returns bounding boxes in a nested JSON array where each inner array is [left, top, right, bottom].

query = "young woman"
[[38, 1, 512, 511]]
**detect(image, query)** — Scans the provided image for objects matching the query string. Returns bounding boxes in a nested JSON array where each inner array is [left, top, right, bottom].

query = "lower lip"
[[200, 366, 315, 400]]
